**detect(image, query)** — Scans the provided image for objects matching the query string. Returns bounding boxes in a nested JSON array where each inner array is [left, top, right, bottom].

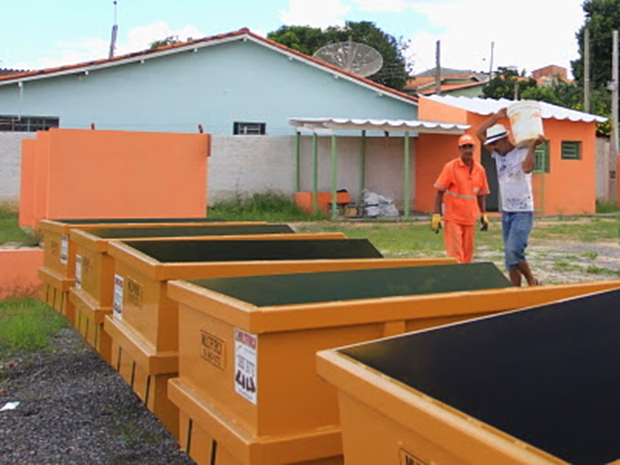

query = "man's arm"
[[476, 108, 508, 144], [434, 190, 444, 214], [521, 135, 546, 174]]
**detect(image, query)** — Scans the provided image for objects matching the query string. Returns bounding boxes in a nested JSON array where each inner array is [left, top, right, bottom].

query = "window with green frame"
[[533, 140, 549, 173], [561, 141, 581, 160]]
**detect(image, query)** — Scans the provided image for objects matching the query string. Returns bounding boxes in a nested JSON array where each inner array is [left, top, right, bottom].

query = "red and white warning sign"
[[113, 274, 124, 320], [234, 328, 257, 404]]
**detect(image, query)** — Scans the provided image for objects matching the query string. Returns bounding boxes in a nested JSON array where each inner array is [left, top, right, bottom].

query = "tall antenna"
[[108, 0, 118, 58]]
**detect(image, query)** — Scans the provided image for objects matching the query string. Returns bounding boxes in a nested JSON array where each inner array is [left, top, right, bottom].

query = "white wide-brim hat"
[[485, 124, 509, 145]]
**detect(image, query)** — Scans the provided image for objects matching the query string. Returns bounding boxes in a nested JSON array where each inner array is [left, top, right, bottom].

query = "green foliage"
[[268, 21, 409, 90], [149, 35, 189, 49], [571, 0, 620, 135], [0, 299, 66, 355], [572, 0, 620, 87], [209, 192, 328, 222], [482, 67, 538, 100], [596, 200, 620, 213]]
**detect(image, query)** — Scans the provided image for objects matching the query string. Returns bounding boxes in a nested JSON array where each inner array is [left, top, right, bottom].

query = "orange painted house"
[[416, 96, 607, 215]]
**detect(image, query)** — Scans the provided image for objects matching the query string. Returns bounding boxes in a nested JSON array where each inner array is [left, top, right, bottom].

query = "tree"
[[572, 0, 620, 88], [570, 0, 620, 135], [481, 67, 538, 100], [268, 21, 409, 91]]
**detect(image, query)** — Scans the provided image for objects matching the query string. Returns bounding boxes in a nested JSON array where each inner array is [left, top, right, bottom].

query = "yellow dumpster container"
[[104, 238, 454, 439], [317, 287, 620, 465], [166, 270, 620, 465], [37, 218, 259, 322], [68, 224, 342, 363]]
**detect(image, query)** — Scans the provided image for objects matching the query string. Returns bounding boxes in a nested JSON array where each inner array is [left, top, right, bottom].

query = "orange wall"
[[418, 96, 469, 124], [0, 249, 43, 299], [541, 119, 597, 214], [415, 133, 464, 213], [20, 129, 210, 228]]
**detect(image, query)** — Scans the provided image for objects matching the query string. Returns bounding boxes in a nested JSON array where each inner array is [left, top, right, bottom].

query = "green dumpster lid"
[[48, 217, 224, 224], [339, 289, 620, 465], [84, 224, 293, 239], [189, 262, 511, 306], [124, 238, 383, 263]]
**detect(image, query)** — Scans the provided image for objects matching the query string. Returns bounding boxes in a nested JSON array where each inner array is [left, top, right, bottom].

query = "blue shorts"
[[501, 211, 533, 271]]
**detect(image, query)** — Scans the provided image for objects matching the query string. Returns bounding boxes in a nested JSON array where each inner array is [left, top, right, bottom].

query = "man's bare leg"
[[515, 261, 537, 286], [508, 269, 522, 287]]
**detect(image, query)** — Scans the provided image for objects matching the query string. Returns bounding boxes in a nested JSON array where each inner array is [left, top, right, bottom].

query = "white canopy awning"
[[289, 117, 470, 135]]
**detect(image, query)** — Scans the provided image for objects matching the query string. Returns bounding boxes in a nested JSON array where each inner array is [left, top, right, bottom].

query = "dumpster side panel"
[[177, 302, 384, 437], [114, 261, 178, 352]]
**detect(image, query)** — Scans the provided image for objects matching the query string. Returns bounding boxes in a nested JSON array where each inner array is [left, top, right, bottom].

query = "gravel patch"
[[0, 327, 194, 464]]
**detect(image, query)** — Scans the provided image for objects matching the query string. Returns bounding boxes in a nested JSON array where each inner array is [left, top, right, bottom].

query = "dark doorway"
[[481, 148, 499, 212]]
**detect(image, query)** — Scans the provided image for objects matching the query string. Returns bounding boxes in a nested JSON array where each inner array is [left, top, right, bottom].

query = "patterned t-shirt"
[[491, 146, 534, 212]]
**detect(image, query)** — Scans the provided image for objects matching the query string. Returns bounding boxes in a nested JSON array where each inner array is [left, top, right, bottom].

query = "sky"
[[0, 0, 587, 78]]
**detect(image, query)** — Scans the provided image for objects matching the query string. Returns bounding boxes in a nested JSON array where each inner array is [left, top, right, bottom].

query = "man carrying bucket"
[[476, 108, 545, 287], [431, 134, 490, 264]]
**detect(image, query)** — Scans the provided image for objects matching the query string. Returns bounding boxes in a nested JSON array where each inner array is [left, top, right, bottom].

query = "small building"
[[416, 95, 607, 215]]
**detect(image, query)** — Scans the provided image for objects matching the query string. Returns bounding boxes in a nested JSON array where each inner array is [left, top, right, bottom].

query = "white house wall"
[[0, 40, 417, 135], [0, 132, 36, 201]]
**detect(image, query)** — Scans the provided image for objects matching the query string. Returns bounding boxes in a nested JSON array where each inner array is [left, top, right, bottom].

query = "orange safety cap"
[[458, 134, 476, 147]]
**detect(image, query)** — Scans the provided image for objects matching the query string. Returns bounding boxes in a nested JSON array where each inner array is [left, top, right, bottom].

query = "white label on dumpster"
[[75, 255, 82, 289], [234, 329, 257, 404], [60, 234, 69, 265], [113, 274, 124, 320]]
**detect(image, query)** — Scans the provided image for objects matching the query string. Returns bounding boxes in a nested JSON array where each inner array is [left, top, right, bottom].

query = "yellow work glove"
[[480, 213, 490, 232], [431, 213, 442, 234]]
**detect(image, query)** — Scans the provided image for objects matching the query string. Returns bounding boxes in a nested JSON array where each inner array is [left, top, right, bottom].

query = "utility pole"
[[489, 41, 494, 76], [611, 30, 619, 202], [435, 40, 441, 95], [584, 28, 591, 112]]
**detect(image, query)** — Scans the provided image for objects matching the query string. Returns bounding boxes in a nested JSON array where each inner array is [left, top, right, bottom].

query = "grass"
[[0, 298, 66, 356], [596, 200, 620, 213], [0, 201, 41, 246], [209, 191, 329, 222]]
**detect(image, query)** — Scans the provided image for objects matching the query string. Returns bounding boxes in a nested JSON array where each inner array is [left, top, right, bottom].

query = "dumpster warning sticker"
[[399, 449, 428, 465], [60, 234, 69, 265], [75, 255, 82, 289], [113, 274, 124, 320], [234, 329, 257, 404]]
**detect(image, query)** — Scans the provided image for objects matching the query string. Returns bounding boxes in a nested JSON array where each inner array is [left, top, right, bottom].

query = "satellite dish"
[[313, 41, 383, 77]]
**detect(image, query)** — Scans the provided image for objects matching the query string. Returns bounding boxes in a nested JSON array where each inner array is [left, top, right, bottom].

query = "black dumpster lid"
[[48, 217, 223, 224], [340, 288, 620, 465], [189, 262, 510, 306], [124, 238, 383, 262], [84, 224, 293, 239]]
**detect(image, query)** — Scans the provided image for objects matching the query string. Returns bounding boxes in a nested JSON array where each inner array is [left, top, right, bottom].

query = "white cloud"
[[405, 0, 585, 77], [16, 22, 206, 70], [280, 0, 350, 29]]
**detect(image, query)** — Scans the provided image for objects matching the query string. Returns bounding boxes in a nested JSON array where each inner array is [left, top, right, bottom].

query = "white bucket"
[[507, 100, 544, 146]]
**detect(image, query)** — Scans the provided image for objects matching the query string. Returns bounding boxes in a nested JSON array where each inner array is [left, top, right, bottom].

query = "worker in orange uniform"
[[431, 134, 490, 263]]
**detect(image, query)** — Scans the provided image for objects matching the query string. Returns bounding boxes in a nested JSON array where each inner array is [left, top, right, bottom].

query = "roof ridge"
[[0, 28, 418, 105]]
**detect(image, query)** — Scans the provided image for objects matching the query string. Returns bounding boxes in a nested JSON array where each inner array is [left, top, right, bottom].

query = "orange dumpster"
[[166, 270, 620, 465], [68, 224, 342, 363], [37, 218, 259, 322], [103, 238, 454, 439], [317, 287, 620, 464]]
